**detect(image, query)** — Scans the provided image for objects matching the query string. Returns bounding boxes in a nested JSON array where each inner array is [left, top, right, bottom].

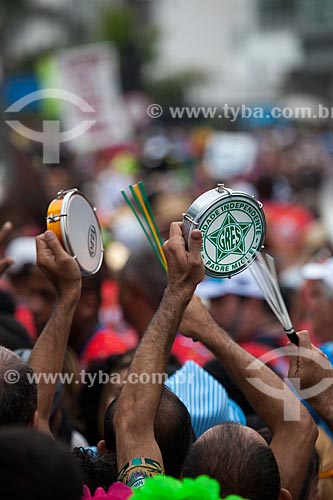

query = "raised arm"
[[180, 296, 318, 500], [114, 223, 204, 484], [29, 230, 81, 434], [288, 330, 333, 433]]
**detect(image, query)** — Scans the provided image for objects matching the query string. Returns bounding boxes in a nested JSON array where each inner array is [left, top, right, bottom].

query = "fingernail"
[[3, 221, 12, 230], [191, 231, 202, 240], [44, 230, 54, 241]]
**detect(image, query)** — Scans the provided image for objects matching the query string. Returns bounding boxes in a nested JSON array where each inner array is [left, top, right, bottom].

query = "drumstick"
[[130, 183, 168, 271], [137, 181, 169, 270], [138, 181, 165, 248], [121, 189, 167, 272], [121, 184, 168, 272], [122, 182, 200, 343], [248, 252, 299, 345]]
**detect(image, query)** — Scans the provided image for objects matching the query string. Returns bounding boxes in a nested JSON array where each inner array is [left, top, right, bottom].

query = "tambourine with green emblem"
[[182, 184, 266, 278]]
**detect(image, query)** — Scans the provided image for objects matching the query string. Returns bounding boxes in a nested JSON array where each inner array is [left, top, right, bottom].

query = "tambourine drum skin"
[[46, 189, 104, 277], [182, 184, 266, 278]]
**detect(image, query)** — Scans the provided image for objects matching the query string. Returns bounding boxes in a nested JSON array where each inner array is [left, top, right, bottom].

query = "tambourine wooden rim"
[[46, 189, 104, 277], [182, 183, 266, 278]]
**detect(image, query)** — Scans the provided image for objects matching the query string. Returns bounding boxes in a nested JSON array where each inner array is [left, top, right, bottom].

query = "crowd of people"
[[0, 120, 333, 499]]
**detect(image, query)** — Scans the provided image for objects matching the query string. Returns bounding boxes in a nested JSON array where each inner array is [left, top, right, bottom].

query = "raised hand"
[[163, 223, 204, 297], [288, 330, 333, 433], [288, 330, 332, 389], [31, 230, 82, 435], [36, 230, 81, 298]]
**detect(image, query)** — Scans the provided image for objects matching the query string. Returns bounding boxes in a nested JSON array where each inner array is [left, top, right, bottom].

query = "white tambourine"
[[182, 183, 266, 278], [46, 189, 104, 277]]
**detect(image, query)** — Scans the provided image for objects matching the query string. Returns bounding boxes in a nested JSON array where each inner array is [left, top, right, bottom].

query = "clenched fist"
[[163, 223, 204, 299], [36, 230, 81, 300]]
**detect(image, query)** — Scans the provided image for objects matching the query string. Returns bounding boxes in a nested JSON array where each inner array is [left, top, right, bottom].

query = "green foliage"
[[146, 69, 207, 106], [100, 6, 159, 63]]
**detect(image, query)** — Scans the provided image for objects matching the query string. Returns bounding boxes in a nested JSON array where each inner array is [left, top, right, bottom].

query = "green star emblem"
[[207, 212, 253, 262]]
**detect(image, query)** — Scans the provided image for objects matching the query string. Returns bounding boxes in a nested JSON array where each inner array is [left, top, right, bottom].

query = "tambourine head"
[[46, 189, 104, 277], [183, 184, 266, 278]]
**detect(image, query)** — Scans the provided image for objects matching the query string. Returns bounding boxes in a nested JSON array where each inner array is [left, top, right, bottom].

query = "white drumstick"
[[248, 252, 299, 345]]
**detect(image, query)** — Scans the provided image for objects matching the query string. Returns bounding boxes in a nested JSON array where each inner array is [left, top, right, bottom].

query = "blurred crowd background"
[[0, 4, 333, 495], [0, 0, 333, 341]]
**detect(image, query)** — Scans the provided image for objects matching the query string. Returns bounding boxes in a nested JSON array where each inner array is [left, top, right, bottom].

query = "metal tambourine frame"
[[46, 189, 104, 277]]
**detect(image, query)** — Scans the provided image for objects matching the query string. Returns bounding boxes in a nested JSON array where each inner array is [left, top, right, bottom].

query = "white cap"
[[196, 267, 265, 300], [5, 237, 36, 274], [301, 257, 333, 291]]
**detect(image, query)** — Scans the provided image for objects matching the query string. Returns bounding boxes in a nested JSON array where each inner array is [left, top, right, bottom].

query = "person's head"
[[182, 423, 291, 500], [79, 352, 134, 444], [28, 262, 103, 348], [5, 236, 36, 300], [196, 270, 273, 341], [307, 280, 333, 341], [28, 265, 56, 334], [69, 273, 103, 340], [119, 246, 167, 337], [258, 426, 319, 500], [100, 385, 194, 478], [0, 311, 33, 351], [0, 427, 83, 500], [302, 258, 333, 342], [72, 447, 117, 493], [0, 346, 37, 427]]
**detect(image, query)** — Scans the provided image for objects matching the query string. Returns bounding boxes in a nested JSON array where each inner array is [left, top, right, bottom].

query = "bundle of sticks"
[[121, 182, 167, 272], [248, 252, 299, 345]]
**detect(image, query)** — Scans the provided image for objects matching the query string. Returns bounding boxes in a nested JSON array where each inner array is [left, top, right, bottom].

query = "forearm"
[[186, 301, 307, 433], [29, 289, 79, 430], [116, 286, 191, 429], [114, 286, 193, 469], [115, 222, 203, 470], [205, 326, 300, 429], [186, 306, 317, 498]]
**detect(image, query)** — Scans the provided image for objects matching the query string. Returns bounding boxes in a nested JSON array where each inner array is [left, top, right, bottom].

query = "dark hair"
[[0, 291, 16, 315], [81, 271, 104, 304], [72, 447, 117, 492], [79, 352, 134, 444], [0, 313, 33, 351], [258, 427, 319, 500], [0, 350, 37, 426], [183, 423, 281, 500], [0, 427, 83, 500], [104, 385, 194, 478], [120, 246, 167, 309]]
